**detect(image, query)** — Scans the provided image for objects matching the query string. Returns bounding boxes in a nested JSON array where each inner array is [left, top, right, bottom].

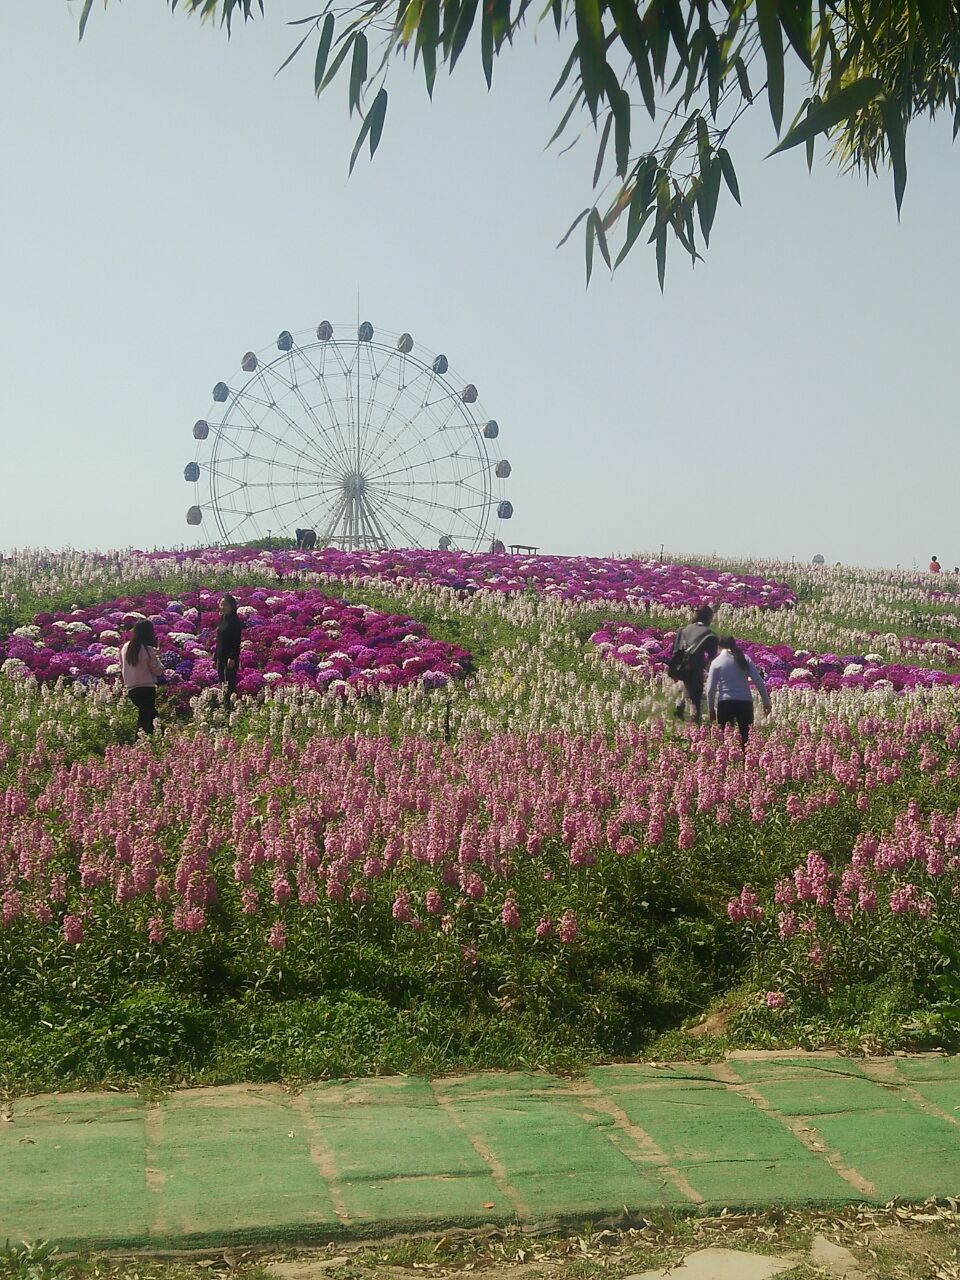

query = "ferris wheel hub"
[[342, 471, 368, 500]]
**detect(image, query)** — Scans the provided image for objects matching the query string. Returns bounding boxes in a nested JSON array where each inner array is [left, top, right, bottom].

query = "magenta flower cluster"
[[150, 547, 797, 610], [2, 587, 469, 701], [591, 622, 960, 694]]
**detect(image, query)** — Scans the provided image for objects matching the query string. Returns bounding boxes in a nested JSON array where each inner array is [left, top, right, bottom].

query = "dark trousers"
[[128, 686, 157, 735], [717, 699, 754, 745], [218, 661, 237, 708], [676, 670, 706, 722]]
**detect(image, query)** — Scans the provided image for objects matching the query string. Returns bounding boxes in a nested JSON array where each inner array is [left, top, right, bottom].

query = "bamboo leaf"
[[769, 76, 883, 154], [593, 112, 613, 187], [320, 33, 356, 92], [574, 0, 606, 120], [314, 14, 335, 93], [547, 89, 583, 147], [551, 43, 580, 101], [590, 207, 611, 269], [275, 25, 315, 77], [448, 0, 478, 67], [696, 114, 710, 174], [78, 0, 94, 39], [734, 54, 753, 103], [655, 221, 667, 291], [778, 0, 812, 70], [755, 0, 784, 133], [717, 147, 740, 203], [481, 0, 494, 87], [606, 0, 654, 116], [879, 94, 907, 214], [367, 86, 389, 158], [349, 87, 388, 173], [401, 0, 423, 43], [601, 64, 631, 177], [557, 206, 591, 248], [349, 31, 368, 113]]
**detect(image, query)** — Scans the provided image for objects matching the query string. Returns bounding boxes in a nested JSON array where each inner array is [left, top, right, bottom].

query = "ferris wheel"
[[183, 322, 514, 551]]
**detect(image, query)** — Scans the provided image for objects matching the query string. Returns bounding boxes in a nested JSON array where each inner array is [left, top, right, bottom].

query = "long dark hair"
[[718, 634, 749, 672], [127, 619, 157, 666], [220, 594, 239, 620]]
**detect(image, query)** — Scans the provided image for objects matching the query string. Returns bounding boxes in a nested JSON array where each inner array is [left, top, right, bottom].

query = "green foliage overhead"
[[71, 0, 960, 283]]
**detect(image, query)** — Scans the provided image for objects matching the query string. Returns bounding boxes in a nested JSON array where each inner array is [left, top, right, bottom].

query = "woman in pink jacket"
[[120, 619, 164, 735]]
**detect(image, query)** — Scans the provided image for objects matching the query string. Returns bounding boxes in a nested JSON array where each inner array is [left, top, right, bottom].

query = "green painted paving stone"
[[153, 1089, 338, 1244], [893, 1057, 960, 1117], [727, 1061, 960, 1202], [0, 1094, 152, 1249], [592, 1074, 855, 1206], [328, 1174, 512, 1226], [591, 1064, 720, 1088], [895, 1058, 960, 1083], [437, 1071, 571, 1098], [303, 1077, 508, 1224], [730, 1057, 871, 1083], [447, 1094, 685, 1216]]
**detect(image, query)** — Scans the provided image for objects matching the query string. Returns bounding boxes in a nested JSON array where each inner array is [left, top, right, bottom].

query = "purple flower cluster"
[[2, 588, 470, 701], [150, 547, 797, 610], [591, 622, 960, 694]]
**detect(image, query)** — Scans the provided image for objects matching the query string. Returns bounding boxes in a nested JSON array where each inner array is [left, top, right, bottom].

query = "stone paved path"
[[2, 1053, 959, 1250]]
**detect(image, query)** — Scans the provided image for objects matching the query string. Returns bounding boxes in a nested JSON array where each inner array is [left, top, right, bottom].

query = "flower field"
[[1, 546, 960, 1088]]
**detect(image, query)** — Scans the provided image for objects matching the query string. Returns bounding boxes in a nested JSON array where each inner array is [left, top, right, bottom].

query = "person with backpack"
[[706, 635, 772, 745], [668, 605, 718, 724]]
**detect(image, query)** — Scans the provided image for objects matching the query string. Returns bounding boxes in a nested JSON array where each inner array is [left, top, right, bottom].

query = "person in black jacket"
[[215, 594, 243, 711], [670, 604, 718, 724]]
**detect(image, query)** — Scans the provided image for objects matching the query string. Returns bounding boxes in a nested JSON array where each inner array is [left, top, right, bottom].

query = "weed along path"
[[3, 1054, 960, 1251]]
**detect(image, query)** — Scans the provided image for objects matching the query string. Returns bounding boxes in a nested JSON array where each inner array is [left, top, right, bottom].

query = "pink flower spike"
[[62, 914, 84, 945], [558, 911, 578, 944]]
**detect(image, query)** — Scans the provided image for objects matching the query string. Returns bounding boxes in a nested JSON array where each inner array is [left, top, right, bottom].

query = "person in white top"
[[120, 619, 164, 735], [705, 635, 771, 745]]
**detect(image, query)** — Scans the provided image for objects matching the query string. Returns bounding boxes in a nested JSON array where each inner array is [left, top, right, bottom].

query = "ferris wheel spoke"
[[240, 381, 351, 477], [364, 494, 427, 548], [356, 377, 425, 474], [224, 391, 342, 477], [291, 343, 368, 470], [364, 411, 474, 485], [251, 362, 357, 476], [383, 482, 492, 532], [239, 375, 334, 470], [372, 488, 472, 544], [281, 349, 360, 477], [369, 454, 486, 486], [358, 378, 462, 477]]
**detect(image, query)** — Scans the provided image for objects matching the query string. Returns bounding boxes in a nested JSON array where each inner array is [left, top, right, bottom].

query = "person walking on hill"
[[120, 619, 164, 736], [669, 605, 718, 724], [216, 593, 243, 712], [706, 635, 771, 746]]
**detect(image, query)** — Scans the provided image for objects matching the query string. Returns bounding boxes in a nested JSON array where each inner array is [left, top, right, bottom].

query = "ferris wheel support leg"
[[320, 495, 347, 548]]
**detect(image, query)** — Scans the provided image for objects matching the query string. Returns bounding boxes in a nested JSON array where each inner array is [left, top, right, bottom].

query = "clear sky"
[[1, 2, 957, 568]]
